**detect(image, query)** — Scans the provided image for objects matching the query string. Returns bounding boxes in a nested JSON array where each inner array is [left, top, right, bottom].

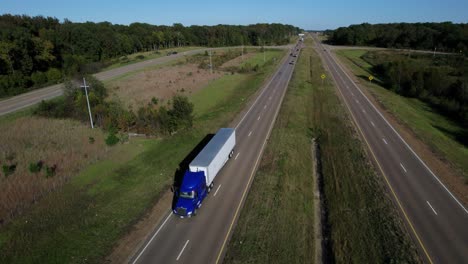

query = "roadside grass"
[[103, 46, 204, 71], [336, 49, 468, 179], [224, 37, 419, 263], [224, 40, 315, 264], [0, 48, 286, 264], [0, 105, 35, 126]]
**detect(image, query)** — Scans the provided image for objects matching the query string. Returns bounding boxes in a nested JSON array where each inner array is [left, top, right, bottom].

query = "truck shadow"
[[172, 134, 214, 208]]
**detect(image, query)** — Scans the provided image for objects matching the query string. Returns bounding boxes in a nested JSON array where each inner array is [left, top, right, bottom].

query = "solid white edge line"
[[176, 240, 190, 261], [235, 152, 240, 160], [400, 163, 407, 173], [329, 50, 468, 215], [214, 185, 222, 196], [131, 213, 172, 264], [426, 201, 438, 216]]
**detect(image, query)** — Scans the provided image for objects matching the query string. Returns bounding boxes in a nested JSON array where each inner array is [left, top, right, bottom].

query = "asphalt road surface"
[[312, 33, 468, 264], [129, 43, 301, 264], [0, 46, 289, 116]]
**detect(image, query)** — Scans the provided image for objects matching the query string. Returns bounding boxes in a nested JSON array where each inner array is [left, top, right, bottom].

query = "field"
[[103, 46, 204, 71], [0, 49, 286, 263], [224, 37, 419, 263], [335, 50, 468, 183]]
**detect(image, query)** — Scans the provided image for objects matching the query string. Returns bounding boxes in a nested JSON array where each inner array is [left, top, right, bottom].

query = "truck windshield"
[[179, 191, 195, 199]]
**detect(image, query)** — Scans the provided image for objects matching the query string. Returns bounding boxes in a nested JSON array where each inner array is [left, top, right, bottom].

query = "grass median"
[[224, 37, 419, 263], [0, 49, 286, 263]]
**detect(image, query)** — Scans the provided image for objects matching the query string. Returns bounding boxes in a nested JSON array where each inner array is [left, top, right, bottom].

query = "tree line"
[[0, 14, 300, 98], [363, 51, 468, 128], [326, 22, 468, 54]]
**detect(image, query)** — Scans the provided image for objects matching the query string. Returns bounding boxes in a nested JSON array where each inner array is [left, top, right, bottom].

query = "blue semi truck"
[[172, 128, 236, 217]]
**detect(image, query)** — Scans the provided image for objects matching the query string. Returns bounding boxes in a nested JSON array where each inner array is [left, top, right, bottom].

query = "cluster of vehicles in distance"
[[172, 128, 236, 218], [166, 51, 178, 56], [289, 44, 301, 65]]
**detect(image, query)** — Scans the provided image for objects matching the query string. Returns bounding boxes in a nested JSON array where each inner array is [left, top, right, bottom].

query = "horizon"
[[1, 0, 467, 30]]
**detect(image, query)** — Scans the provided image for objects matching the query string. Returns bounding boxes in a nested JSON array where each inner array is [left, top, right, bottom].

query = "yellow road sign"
[[369, 75, 374, 81], [321, 74, 326, 79]]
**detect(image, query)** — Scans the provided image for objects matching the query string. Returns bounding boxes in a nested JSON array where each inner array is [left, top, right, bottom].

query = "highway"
[[0, 46, 290, 116], [129, 43, 301, 264], [312, 34, 468, 264]]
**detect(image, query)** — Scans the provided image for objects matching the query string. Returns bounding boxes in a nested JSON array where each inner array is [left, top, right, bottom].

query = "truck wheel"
[[229, 150, 234, 158], [193, 209, 197, 216]]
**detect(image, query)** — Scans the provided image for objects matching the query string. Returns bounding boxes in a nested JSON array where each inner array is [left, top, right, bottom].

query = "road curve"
[[129, 43, 300, 264], [0, 45, 291, 116], [313, 33, 468, 264]]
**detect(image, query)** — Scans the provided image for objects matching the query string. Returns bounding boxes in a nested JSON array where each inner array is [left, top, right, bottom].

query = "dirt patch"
[[105, 190, 173, 263], [332, 52, 468, 206], [108, 64, 224, 108]]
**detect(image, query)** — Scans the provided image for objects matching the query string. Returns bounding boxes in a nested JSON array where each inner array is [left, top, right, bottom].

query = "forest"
[[326, 22, 468, 53], [0, 14, 300, 98], [363, 51, 467, 127]]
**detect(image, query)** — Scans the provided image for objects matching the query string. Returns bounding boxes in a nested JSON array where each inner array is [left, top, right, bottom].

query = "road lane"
[[313, 34, 468, 264], [130, 42, 301, 264]]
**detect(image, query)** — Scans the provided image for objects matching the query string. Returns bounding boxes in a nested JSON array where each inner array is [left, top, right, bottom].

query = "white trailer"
[[189, 128, 236, 188]]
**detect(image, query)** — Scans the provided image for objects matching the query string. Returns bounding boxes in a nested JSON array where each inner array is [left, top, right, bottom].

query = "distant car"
[[167, 51, 178, 56], [172, 51, 178, 55], [289, 61, 294, 65], [290, 53, 293, 56], [293, 55, 297, 57]]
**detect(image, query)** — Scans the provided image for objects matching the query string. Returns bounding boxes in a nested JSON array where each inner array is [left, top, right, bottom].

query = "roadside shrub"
[[105, 129, 120, 146], [136, 55, 145, 60], [45, 164, 57, 178], [31, 71, 47, 86], [46, 68, 62, 83], [2, 164, 17, 177], [88, 136, 95, 144], [29, 161, 43, 173]]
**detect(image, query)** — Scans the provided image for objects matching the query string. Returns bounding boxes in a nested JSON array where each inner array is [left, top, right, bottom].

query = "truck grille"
[[176, 207, 187, 215]]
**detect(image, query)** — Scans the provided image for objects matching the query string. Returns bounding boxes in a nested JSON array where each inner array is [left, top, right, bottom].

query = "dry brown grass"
[[107, 64, 224, 108], [0, 116, 107, 225]]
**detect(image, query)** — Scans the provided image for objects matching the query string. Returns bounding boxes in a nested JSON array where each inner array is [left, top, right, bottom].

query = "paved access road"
[[130, 43, 301, 264], [0, 46, 290, 116], [312, 33, 468, 264]]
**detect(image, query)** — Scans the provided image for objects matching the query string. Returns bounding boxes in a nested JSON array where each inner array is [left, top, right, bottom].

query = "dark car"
[[289, 61, 294, 65]]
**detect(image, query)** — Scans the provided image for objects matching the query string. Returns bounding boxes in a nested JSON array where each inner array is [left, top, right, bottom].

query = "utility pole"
[[209, 50, 213, 74], [309, 56, 313, 81], [433, 47, 437, 57], [263, 41, 266, 63], [241, 42, 244, 60], [80, 77, 94, 129]]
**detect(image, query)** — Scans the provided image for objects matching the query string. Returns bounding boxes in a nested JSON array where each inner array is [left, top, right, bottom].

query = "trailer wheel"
[[229, 150, 234, 158]]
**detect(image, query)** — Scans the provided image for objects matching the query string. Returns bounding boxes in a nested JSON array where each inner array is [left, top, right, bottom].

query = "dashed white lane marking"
[[355, 99, 360, 104], [214, 185, 222, 196], [176, 240, 190, 261], [235, 152, 240, 160], [248, 131, 252, 137], [351, 92, 354, 96], [257, 116, 261, 121], [382, 138, 388, 145], [362, 109, 366, 114], [269, 96, 272, 100], [264, 104, 267, 109], [400, 163, 407, 173], [131, 213, 172, 264], [427, 201, 438, 216], [370, 121, 375, 127]]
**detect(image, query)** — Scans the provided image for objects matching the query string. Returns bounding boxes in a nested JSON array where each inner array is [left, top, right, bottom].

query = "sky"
[[1, 0, 467, 30]]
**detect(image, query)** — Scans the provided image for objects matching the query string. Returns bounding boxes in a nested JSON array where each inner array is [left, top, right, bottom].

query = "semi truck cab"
[[173, 171, 209, 217]]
